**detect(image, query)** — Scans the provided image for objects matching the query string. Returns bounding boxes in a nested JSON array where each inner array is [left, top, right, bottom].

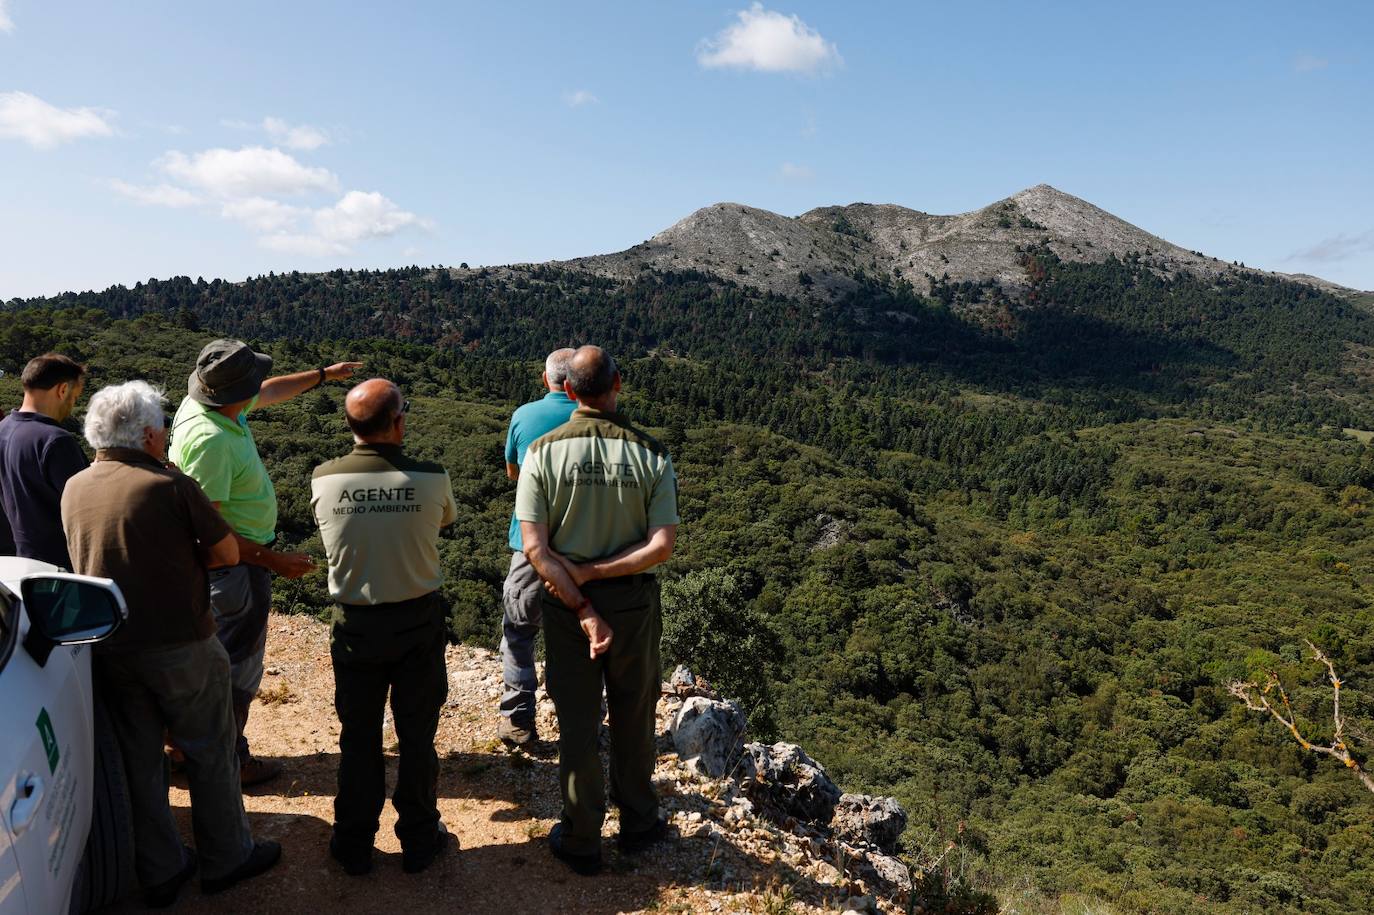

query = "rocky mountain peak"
[[568, 186, 1352, 307]]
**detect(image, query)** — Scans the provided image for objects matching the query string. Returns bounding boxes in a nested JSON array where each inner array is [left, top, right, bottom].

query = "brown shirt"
[[61, 447, 232, 650]]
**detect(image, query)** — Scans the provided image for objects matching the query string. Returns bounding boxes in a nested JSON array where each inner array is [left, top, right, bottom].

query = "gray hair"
[[84, 381, 166, 451], [545, 347, 575, 388]]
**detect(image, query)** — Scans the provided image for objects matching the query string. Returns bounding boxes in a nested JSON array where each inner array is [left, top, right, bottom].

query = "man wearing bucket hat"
[[171, 339, 362, 786]]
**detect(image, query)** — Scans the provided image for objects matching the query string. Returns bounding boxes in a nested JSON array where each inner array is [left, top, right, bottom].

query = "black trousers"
[[330, 592, 448, 853]]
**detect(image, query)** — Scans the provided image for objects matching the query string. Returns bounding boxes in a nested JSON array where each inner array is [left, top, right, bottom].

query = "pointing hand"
[[325, 362, 365, 382]]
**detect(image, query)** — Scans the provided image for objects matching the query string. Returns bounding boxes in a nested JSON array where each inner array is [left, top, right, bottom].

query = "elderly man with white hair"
[[61, 381, 281, 907]]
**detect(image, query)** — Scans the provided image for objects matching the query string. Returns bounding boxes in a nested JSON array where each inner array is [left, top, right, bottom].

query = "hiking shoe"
[[402, 822, 456, 874], [329, 835, 374, 877], [240, 756, 283, 787], [144, 847, 197, 908], [549, 822, 602, 877], [201, 840, 282, 895], [617, 817, 668, 854], [497, 717, 537, 747]]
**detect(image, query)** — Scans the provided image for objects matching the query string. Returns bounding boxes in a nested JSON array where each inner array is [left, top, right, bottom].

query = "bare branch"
[[1228, 643, 1374, 795]]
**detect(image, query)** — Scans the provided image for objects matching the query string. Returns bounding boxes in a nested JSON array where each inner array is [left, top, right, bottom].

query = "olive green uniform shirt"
[[169, 395, 277, 545], [515, 407, 678, 565]]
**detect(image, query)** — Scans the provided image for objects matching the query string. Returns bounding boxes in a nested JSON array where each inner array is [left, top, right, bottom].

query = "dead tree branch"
[[1228, 640, 1374, 795]]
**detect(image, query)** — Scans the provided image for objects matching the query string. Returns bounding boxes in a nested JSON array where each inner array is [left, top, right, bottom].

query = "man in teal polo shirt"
[[497, 347, 576, 746], [171, 338, 362, 785]]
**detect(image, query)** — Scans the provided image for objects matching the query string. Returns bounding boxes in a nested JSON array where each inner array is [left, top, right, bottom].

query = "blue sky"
[[1, 1, 1370, 298]]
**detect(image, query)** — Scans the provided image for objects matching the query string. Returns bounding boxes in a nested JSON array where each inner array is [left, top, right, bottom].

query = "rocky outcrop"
[[832, 793, 909, 854], [740, 741, 843, 825], [671, 696, 747, 778]]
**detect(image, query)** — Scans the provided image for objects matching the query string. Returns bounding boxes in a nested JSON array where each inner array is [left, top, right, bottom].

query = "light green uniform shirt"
[[310, 443, 458, 605], [169, 395, 278, 545], [515, 407, 679, 565]]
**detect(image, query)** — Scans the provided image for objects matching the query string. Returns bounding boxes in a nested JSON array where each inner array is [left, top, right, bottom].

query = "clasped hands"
[[543, 557, 613, 659]]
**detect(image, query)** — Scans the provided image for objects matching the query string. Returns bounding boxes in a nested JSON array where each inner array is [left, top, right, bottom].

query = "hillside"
[[7, 238, 1374, 912], [570, 185, 1357, 304]]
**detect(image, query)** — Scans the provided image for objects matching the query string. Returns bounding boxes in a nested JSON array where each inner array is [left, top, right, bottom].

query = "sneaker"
[[497, 717, 537, 747], [144, 847, 197, 908], [402, 822, 456, 874], [329, 835, 374, 877], [549, 822, 602, 877], [617, 817, 668, 854], [240, 756, 283, 787], [201, 840, 282, 895]]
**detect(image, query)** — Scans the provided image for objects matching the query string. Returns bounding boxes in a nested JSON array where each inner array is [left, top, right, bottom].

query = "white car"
[[0, 557, 134, 914]]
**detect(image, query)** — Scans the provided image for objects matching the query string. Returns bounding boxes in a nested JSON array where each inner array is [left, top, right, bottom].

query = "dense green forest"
[[5, 256, 1374, 913]]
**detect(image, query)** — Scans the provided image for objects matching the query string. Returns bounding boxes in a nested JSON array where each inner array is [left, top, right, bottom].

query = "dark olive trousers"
[[330, 592, 448, 855], [543, 575, 662, 857]]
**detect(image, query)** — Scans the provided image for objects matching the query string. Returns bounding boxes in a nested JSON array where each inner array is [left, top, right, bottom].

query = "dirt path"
[[107, 614, 861, 914]]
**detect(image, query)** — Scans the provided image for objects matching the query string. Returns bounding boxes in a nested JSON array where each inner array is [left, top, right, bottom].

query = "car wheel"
[[69, 689, 135, 913]]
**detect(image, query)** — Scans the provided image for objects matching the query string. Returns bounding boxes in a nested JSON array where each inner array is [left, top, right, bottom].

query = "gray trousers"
[[96, 637, 253, 886], [208, 563, 272, 763], [499, 551, 543, 726]]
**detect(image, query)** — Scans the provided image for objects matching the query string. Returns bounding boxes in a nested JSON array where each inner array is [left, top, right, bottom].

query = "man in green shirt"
[[171, 338, 361, 785], [515, 345, 679, 875]]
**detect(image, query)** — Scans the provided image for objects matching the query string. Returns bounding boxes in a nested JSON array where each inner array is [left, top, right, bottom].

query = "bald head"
[[544, 348, 576, 391], [345, 378, 404, 442], [565, 345, 619, 407]]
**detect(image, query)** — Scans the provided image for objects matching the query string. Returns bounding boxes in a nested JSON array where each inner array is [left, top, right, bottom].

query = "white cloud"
[[698, 4, 840, 74], [157, 145, 338, 197], [0, 91, 114, 149], [0, 0, 14, 33], [109, 179, 201, 208], [1293, 53, 1329, 73], [262, 191, 429, 257], [780, 162, 814, 181], [315, 190, 429, 243], [221, 196, 306, 233], [564, 89, 599, 108], [262, 116, 329, 151]]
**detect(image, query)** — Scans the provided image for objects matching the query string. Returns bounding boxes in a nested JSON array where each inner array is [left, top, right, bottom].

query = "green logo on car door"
[[36, 708, 59, 774]]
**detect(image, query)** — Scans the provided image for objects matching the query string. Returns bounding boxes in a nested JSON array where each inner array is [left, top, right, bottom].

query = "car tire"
[[69, 689, 135, 913]]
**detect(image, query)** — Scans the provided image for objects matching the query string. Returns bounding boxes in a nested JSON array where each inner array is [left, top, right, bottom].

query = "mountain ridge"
[[565, 184, 1356, 304]]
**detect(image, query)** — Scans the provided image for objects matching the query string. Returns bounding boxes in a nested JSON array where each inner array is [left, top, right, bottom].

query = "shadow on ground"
[[101, 742, 860, 913]]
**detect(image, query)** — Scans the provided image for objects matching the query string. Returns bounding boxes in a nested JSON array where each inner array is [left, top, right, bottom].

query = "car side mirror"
[[22, 573, 128, 667]]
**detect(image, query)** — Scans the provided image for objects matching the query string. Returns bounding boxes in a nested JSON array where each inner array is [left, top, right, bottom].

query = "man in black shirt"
[[0, 353, 88, 566]]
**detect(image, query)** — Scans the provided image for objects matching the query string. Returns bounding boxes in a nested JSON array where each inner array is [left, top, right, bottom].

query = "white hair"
[[84, 381, 166, 451], [545, 348, 575, 388]]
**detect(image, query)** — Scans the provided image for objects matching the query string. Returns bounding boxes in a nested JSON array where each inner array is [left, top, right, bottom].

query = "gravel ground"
[[104, 613, 880, 914]]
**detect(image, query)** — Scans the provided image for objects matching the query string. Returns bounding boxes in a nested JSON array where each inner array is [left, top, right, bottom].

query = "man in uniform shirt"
[[515, 345, 679, 875], [171, 339, 361, 785], [311, 379, 458, 876], [0, 353, 88, 566], [498, 347, 576, 746]]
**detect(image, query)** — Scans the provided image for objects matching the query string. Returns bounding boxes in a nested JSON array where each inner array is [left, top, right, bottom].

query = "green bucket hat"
[[188, 339, 273, 407]]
